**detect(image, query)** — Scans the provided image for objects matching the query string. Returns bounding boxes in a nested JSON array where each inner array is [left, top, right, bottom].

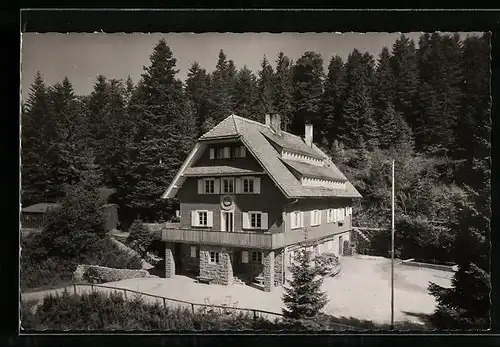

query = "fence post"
[[91, 284, 94, 292], [253, 310, 257, 321], [191, 303, 195, 314], [73, 284, 77, 296], [123, 289, 127, 300], [163, 298, 166, 310]]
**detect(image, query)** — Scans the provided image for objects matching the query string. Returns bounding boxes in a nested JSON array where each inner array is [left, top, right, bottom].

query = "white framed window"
[[243, 177, 254, 193], [198, 178, 220, 195], [237, 176, 260, 194], [222, 177, 235, 194], [209, 148, 215, 160], [326, 209, 335, 223], [216, 147, 225, 159], [310, 210, 321, 226], [242, 211, 268, 230], [209, 251, 220, 264], [251, 251, 263, 264], [191, 210, 213, 227], [205, 179, 215, 194], [338, 208, 345, 221], [190, 246, 197, 258], [251, 212, 262, 228], [233, 146, 246, 158], [290, 211, 304, 229]]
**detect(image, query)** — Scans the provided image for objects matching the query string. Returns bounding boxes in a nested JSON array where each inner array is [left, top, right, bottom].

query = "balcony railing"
[[161, 216, 352, 250]]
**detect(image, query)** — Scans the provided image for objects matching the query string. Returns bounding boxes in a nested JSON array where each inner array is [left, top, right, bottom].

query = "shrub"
[[126, 220, 154, 258], [86, 238, 143, 270], [82, 265, 151, 284]]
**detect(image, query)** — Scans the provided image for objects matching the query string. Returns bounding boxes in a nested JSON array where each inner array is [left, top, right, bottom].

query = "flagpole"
[[391, 159, 395, 330]]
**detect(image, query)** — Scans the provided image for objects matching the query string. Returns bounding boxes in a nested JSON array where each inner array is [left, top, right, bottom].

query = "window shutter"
[[214, 179, 221, 194], [310, 210, 315, 225], [290, 213, 295, 229], [241, 251, 249, 263], [242, 212, 250, 229], [235, 178, 241, 194], [191, 211, 198, 227], [260, 252, 264, 264], [261, 213, 268, 230], [224, 147, 230, 158], [333, 209, 338, 222], [190, 246, 196, 258], [209, 148, 215, 159], [241, 146, 246, 157], [254, 177, 261, 194], [319, 210, 322, 225], [197, 179, 203, 194], [207, 211, 214, 227], [300, 212, 304, 228]]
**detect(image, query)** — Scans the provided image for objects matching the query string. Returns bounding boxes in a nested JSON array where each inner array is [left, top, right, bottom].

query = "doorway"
[[221, 211, 234, 232]]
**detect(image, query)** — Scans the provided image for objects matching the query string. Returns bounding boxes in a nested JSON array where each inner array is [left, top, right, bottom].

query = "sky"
[[20, 32, 481, 99]]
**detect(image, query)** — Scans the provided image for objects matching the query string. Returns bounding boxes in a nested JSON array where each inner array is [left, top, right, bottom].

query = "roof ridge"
[[231, 114, 240, 134]]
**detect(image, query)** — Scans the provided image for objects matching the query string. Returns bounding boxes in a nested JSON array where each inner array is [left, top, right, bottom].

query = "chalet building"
[[161, 114, 362, 291]]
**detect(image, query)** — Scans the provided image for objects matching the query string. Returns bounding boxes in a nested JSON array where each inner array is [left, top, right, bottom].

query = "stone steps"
[[232, 276, 247, 286]]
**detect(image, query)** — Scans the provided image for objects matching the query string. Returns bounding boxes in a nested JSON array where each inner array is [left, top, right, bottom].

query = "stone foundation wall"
[[165, 243, 175, 278], [199, 246, 233, 285], [274, 248, 284, 287], [262, 250, 275, 292]]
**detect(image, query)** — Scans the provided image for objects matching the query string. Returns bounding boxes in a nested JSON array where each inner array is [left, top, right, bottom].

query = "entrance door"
[[338, 235, 343, 256], [221, 211, 234, 232]]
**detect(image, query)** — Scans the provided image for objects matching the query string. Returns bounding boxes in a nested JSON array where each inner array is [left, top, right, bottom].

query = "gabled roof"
[[163, 114, 362, 199]]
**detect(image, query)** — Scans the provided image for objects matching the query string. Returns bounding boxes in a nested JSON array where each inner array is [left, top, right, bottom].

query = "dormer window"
[[233, 146, 246, 158]]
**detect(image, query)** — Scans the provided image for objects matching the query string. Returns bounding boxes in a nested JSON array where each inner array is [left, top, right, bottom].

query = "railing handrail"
[[162, 228, 273, 237], [63, 282, 284, 317]]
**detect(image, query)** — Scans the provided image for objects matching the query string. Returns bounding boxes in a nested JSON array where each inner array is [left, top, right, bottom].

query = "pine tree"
[[256, 55, 275, 122], [282, 240, 328, 320], [272, 52, 294, 132], [415, 33, 463, 156], [21, 71, 52, 205], [121, 39, 196, 221], [186, 62, 211, 136], [124, 75, 135, 107], [321, 55, 346, 144], [291, 52, 324, 137], [233, 65, 258, 120], [209, 50, 234, 123], [373, 47, 394, 113], [338, 50, 379, 149], [390, 34, 419, 129]]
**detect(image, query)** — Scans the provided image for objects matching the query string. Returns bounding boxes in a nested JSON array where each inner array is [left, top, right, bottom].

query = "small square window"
[[243, 178, 254, 193], [216, 148, 225, 159], [210, 251, 220, 264], [222, 178, 234, 194]]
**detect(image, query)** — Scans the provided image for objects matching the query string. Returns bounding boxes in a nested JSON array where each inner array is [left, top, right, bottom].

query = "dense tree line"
[[22, 33, 490, 327]]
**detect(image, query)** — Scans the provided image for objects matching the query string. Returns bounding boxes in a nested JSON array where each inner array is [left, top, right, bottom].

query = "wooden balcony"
[[161, 227, 278, 249], [161, 216, 352, 250]]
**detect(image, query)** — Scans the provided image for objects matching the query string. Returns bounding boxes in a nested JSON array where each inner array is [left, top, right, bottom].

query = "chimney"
[[305, 123, 313, 147], [265, 114, 271, 126], [270, 114, 282, 135]]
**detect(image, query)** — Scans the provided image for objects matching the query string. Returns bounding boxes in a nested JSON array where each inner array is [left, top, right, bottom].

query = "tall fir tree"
[[338, 50, 379, 149], [121, 39, 196, 221], [282, 241, 328, 320], [21, 71, 52, 205], [291, 51, 325, 138], [185, 62, 211, 136], [256, 55, 275, 122], [209, 50, 235, 124], [272, 52, 294, 132], [390, 34, 419, 129], [321, 55, 346, 145], [233, 65, 258, 120], [124, 75, 135, 107], [415, 33, 463, 156]]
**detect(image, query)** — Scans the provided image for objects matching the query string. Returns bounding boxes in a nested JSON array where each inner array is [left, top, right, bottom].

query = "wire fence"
[[55, 282, 285, 322]]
